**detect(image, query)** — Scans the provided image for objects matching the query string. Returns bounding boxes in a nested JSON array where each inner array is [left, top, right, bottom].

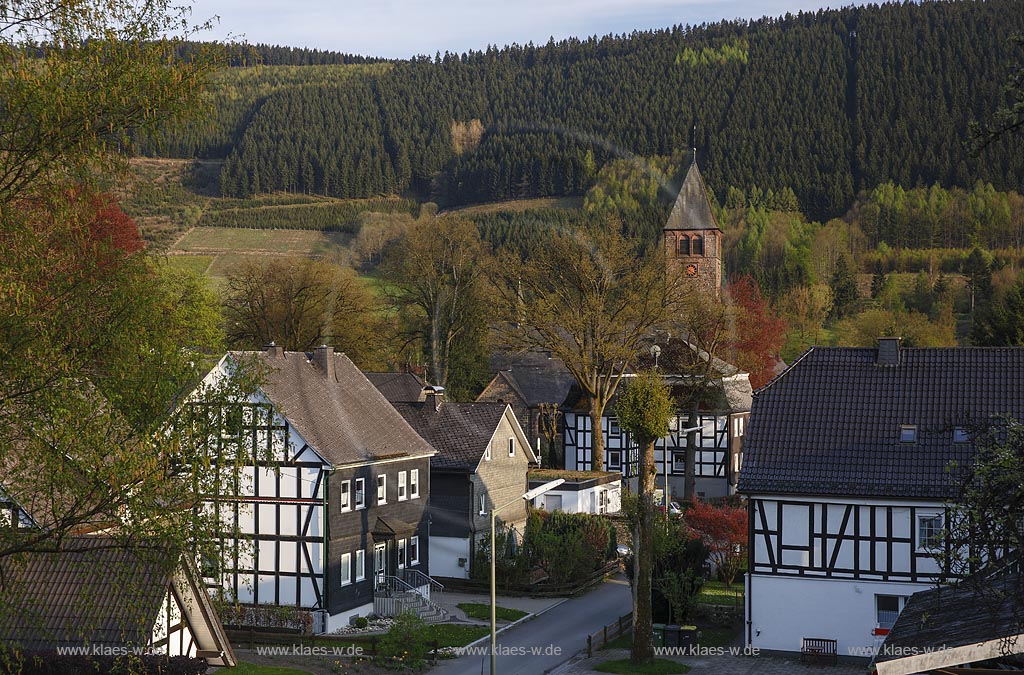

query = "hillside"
[[134, 1, 1024, 220]]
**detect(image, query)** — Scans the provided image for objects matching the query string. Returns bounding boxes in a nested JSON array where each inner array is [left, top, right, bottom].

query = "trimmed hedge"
[[5, 652, 206, 675]]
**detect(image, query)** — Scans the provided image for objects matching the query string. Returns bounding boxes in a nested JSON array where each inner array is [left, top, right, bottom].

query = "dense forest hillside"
[[136, 1, 1024, 220]]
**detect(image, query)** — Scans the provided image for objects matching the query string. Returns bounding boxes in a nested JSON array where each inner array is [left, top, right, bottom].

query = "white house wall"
[[149, 587, 198, 658], [564, 412, 728, 481], [748, 574, 933, 656], [534, 483, 622, 514], [430, 536, 471, 579], [196, 362, 329, 611]]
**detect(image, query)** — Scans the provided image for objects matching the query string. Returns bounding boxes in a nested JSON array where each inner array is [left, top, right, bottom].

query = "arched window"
[[692, 235, 704, 256], [678, 236, 691, 255]]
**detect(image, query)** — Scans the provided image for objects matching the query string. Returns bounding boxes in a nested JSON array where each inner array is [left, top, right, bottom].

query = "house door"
[[374, 543, 387, 585]]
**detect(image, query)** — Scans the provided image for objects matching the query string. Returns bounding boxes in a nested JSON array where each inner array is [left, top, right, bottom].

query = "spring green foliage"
[[375, 612, 432, 670], [676, 40, 749, 67], [617, 371, 674, 448]]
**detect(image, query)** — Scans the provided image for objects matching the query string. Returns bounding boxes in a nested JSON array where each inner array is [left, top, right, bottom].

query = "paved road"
[[430, 574, 633, 675]]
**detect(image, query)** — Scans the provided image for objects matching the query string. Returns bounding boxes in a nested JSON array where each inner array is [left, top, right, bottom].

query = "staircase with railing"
[[374, 574, 448, 623]]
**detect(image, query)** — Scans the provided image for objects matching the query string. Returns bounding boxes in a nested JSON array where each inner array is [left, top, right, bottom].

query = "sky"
[[186, 0, 862, 59]]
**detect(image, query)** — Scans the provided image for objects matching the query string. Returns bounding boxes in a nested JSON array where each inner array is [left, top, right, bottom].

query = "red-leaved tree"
[[685, 500, 748, 588], [726, 275, 786, 389]]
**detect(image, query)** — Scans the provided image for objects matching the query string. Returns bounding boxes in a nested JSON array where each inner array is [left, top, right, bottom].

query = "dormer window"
[[678, 236, 691, 255], [692, 235, 704, 256], [953, 427, 969, 443], [900, 425, 917, 443]]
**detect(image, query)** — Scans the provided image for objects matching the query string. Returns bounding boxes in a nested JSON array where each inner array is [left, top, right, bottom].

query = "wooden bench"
[[801, 638, 838, 665]]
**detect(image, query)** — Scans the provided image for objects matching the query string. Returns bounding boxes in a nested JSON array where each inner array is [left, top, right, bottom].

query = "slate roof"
[[232, 348, 436, 466], [877, 565, 1023, 664], [738, 345, 1024, 499], [0, 537, 175, 650], [664, 161, 721, 232], [392, 401, 536, 471], [486, 349, 577, 408], [365, 371, 427, 403]]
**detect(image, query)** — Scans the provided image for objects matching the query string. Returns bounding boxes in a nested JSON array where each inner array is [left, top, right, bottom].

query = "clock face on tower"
[[685, 263, 699, 277]]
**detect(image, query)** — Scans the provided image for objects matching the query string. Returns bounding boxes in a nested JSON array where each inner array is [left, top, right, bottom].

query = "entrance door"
[[374, 543, 387, 585]]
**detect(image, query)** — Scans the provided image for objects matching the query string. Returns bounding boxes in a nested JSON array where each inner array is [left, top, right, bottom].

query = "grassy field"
[[162, 254, 214, 276], [233, 662, 313, 675], [173, 227, 353, 255], [447, 196, 583, 215], [595, 659, 690, 674], [696, 581, 743, 607]]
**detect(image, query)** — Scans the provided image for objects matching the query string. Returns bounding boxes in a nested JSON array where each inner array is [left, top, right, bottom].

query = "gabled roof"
[[664, 161, 721, 232], [0, 536, 234, 665], [485, 349, 577, 408], [392, 401, 536, 472], [364, 371, 427, 403], [738, 345, 1024, 499], [875, 564, 1023, 675], [229, 348, 436, 466]]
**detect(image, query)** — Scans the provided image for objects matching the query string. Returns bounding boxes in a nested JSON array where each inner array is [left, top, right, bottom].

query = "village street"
[[429, 574, 633, 675]]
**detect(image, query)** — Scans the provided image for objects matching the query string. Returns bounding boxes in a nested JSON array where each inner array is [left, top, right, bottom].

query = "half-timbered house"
[[562, 364, 751, 498], [0, 536, 235, 666], [194, 345, 438, 632], [391, 389, 537, 580], [738, 339, 1024, 656]]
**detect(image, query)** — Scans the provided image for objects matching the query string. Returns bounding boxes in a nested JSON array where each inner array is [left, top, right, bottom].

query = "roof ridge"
[[752, 345, 817, 395]]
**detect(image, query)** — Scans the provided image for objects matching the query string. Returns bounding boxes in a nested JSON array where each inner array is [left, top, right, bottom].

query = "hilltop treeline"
[[174, 42, 389, 66], [138, 1, 1024, 220]]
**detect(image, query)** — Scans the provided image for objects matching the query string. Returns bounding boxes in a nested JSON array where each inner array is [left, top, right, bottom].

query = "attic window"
[[678, 237, 691, 255], [692, 235, 704, 256], [953, 427, 969, 443], [900, 425, 917, 443]]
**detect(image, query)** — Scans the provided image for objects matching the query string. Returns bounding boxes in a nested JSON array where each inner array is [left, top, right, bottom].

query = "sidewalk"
[[438, 590, 566, 623]]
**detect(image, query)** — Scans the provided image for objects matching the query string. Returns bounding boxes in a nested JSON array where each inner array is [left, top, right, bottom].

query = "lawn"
[[447, 196, 583, 215], [425, 623, 490, 648], [457, 602, 528, 622], [696, 581, 743, 607], [594, 659, 690, 674], [600, 625, 740, 651], [232, 662, 314, 675]]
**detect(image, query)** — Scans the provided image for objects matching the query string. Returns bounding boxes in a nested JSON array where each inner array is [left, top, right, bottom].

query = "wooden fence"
[[586, 612, 633, 657]]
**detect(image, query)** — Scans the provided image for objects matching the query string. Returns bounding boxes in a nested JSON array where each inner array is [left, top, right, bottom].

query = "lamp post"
[[489, 478, 565, 675]]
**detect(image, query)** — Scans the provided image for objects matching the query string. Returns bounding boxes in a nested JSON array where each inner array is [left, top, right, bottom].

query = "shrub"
[[4, 651, 207, 675], [375, 611, 431, 670], [354, 616, 369, 629]]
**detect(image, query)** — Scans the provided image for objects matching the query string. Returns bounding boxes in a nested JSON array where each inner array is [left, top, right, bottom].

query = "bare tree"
[[494, 223, 680, 472]]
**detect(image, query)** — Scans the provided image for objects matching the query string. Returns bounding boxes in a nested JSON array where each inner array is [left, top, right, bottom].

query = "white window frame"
[[508, 437, 515, 457], [917, 513, 943, 550], [340, 480, 351, 512], [354, 478, 366, 509], [377, 474, 386, 505], [409, 536, 419, 566], [398, 471, 407, 501], [355, 549, 365, 581], [876, 594, 908, 630], [341, 552, 352, 586], [410, 469, 419, 498], [397, 538, 407, 569]]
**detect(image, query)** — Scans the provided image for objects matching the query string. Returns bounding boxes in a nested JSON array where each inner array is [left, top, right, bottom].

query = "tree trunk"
[[590, 397, 606, 472], [632, 436, 656, 665], [683, 406, 698, 501]]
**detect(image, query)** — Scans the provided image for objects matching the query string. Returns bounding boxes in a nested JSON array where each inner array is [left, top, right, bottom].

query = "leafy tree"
[[616, 371, 674, 665], [685, 500, 747, 588], [222, 257, 389, 368], [829, 253, 860, 319], [834, 308, 956, 348], [494, 223, 679, 472], [726, 275, 787, 389], [938, 417, 1024, 634], [381, 216, 491, 398], [782, 284, 832, 357]]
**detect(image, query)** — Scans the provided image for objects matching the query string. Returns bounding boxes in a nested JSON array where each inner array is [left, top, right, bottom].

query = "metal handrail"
[[375, 576, 448, 619], [401, 568, 444, 594]]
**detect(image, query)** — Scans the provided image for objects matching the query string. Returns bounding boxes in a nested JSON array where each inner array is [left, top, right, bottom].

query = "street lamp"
[[650, 343, 661, 369], [489, 478, 565, 675]]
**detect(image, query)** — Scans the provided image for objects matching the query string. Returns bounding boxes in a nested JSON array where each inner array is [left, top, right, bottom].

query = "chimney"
[[423, 385, 445, 412], [264, 341, 284, 359], [312, 345, 335, 380], [877, 337, 902, 366]]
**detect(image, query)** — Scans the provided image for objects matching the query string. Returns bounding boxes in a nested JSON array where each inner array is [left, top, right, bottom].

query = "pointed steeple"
[[664, 161, 721, 232]]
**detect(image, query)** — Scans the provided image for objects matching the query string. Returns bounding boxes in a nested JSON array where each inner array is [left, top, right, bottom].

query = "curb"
[[456, 597, 571, 654]]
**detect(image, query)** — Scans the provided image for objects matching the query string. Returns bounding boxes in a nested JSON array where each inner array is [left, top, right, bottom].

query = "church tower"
[[663, 160, 723, 300]]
